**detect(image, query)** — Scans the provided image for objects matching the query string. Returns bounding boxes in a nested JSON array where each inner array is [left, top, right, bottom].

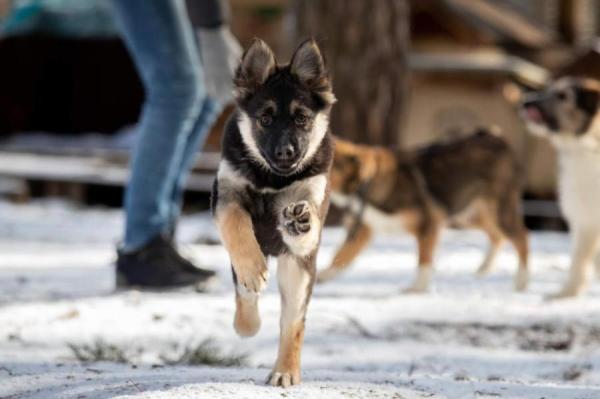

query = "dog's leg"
[[497, 192, 529, 291], [404, 224, 440, 293], [474, 203, 505, 276], [549, 228, 600, 299], [477, 232, 504, 276], [231, 266, 261, 337], [268, 253, 315, 387], [215, 203, 268, 337], [508, 227, 529, 292], [317, 222, 373, 283]]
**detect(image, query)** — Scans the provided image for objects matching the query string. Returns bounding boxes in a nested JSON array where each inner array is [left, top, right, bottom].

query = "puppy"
[[520, 77, 600, 299], [211, 39, 335, 387], [319, 130, 529, 292]]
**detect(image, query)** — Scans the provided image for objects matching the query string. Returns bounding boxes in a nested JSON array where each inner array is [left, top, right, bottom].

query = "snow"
[[2, 200, 600, 398]]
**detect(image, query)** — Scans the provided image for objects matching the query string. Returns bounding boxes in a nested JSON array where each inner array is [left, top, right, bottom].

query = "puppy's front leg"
[[268, 253, 315, 387], [215, 202, 268, 336], [279, 200, 321, 257]]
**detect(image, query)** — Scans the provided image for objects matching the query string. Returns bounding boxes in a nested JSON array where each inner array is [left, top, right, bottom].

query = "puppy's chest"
[[558, 150, 600, 223]]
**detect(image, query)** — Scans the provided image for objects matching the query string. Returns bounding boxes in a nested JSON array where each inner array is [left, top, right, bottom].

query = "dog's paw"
[[281, 201, 311, 236], [545, 286, 582, 301], [316, 267, 341, 284], [475, 264, 493, 277], [402, 285, 428, 294], [514, 268, 529, 292], [234, 260, 269, 293], [267, 369, 301, 388], [402, 266, 432, 294], [234, 290, 261, 337]]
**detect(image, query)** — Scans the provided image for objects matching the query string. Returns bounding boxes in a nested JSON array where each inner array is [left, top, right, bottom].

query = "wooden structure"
[[1, 0, 600, 214]]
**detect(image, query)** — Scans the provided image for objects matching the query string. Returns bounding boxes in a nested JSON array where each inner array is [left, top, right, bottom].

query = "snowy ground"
[[2, 201, 600, 398]]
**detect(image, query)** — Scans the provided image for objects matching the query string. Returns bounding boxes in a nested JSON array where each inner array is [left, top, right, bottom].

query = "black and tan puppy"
[[319, 130, 529, 292], [212, 39, 334, 387], [520, 77, 600, 298]]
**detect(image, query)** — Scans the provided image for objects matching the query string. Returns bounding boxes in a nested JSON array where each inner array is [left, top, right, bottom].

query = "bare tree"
[[295, 0, 410, 147]]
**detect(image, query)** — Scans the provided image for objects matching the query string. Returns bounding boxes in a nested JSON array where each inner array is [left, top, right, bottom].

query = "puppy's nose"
[[275, 143, 295, 160]]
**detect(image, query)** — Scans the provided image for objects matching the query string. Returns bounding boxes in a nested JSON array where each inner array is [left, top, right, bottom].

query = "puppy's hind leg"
[[473, 201, 505, 276], [268, 253, 315, 388], [508, 227, 529, 292], [497, 191, 529, 292], [317, 222, 373, 283], [215, 203, 269, 337], [232, 267, 261, 337], [549, 228, 600, 299], [403, 222, 440, 294]]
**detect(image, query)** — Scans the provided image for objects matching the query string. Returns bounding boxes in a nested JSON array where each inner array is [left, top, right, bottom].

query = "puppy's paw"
[[281, 201, 311, 236], [402, 285, 428, 294], [234, 259, 269, 293], [267, 369, 301, 388], [402, 265, 432, 294], [476, 263, 493, 277], [234, 288, 261, 337], [514, 268, 529, 292], [316, 267, 341, 284], [545, 286, 582, 301]]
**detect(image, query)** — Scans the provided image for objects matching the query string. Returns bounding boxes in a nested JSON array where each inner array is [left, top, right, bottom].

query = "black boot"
[[116, 235, 217, 290]]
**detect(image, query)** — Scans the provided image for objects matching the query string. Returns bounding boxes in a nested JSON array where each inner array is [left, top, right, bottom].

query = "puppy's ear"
[[234, 38, 276, 100], [290, 39, 336, 105]]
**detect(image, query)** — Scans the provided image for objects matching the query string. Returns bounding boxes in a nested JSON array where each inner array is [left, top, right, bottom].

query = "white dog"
[[521, 77, 600, 298]]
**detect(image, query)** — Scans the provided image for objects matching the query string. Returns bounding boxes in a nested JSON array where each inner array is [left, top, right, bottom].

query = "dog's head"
[[520, 77, 600, 145], [233, 39, 335, 176], [330, 138, 364, 194], [330, 137, 393, 194]]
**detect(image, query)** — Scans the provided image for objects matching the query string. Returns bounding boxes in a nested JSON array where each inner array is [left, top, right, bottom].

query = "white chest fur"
[[558, 147, 600, 226]]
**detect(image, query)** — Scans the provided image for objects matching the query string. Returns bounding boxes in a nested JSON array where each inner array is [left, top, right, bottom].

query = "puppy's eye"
[[295, 114, 307, 126], [259, 114, 272, 126]]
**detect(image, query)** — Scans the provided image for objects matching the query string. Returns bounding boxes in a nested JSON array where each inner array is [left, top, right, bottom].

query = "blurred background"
[[1, 0, 600, 228]]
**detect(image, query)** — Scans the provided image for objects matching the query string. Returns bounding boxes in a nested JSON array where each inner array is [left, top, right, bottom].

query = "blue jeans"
[[110, 0, 219, 251]]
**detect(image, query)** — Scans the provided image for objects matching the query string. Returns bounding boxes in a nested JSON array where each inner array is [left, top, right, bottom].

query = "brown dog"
[[319, 129, 529, 292]]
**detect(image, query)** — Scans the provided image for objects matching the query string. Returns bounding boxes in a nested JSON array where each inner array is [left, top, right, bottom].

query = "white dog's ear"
[[234, 38, 276, 100], [290, 39, 336, 105]]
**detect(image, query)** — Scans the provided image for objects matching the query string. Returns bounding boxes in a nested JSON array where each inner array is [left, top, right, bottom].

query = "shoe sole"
[[115, 272, 219, 293]]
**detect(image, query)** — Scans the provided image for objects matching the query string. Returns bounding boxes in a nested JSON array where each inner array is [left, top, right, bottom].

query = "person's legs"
[[167, 97, 220, 235], [110, 0, 207, 251]]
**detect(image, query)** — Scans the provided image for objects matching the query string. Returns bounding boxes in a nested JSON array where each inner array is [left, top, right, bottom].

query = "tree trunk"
[[294, 0, 410, 147]]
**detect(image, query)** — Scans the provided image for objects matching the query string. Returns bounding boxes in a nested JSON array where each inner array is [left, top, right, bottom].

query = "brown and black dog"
[[319, 129, 529, 292], [212, 39, 335, 387]]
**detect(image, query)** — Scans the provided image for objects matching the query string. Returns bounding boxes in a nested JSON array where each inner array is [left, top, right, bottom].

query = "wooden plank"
[[0, 145, 221, 171], [409, 51, 550, 87], [0, 152, 216, 192], [445, 0, 555, 47]]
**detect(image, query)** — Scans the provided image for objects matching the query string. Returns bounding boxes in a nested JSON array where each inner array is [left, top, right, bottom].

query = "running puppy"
[[319, 130, 529, 292], [212, 39, 334, 387], [521, 77, 600, 299]]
